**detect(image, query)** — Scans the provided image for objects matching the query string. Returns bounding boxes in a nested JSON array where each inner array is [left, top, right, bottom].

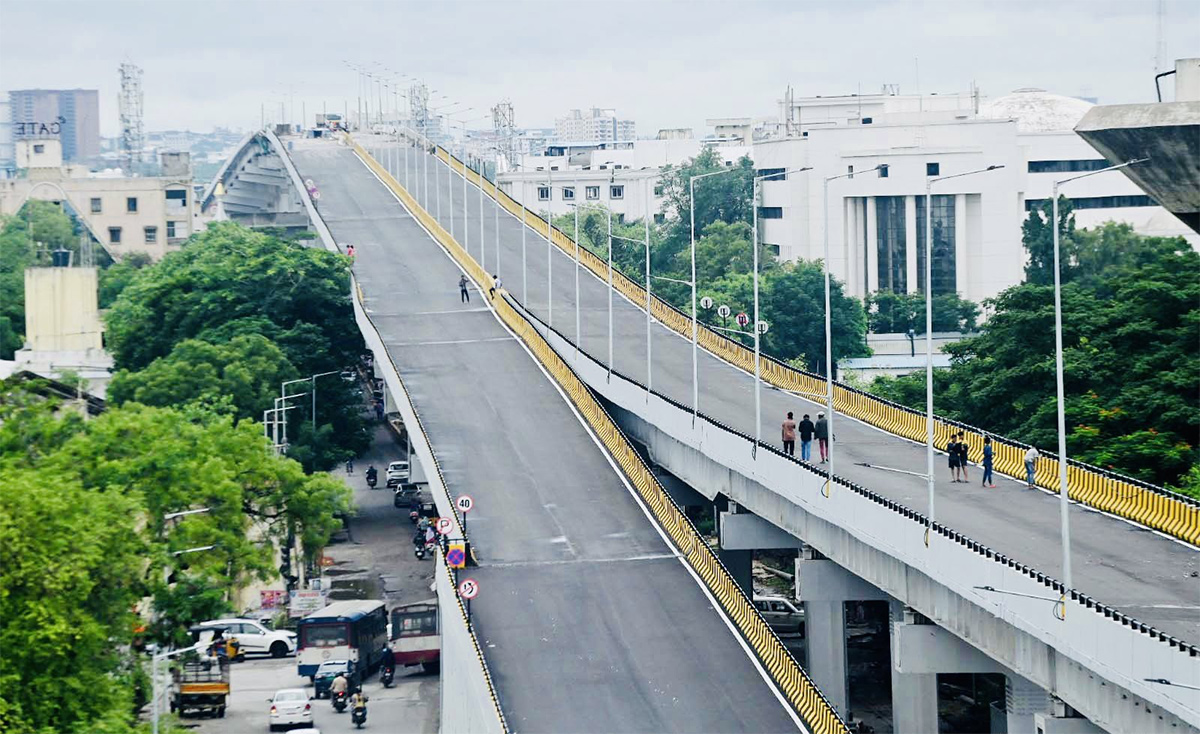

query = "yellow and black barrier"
[[429, 144, 1199, 547], [355, 138, 849, 734]]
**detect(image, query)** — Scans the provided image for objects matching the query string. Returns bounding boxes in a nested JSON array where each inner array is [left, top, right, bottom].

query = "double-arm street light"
[[922, 164, 1004, 539], [688, 167, 740, 424], [1049, 157, 1146, 589], [602, 183, 654, 386]]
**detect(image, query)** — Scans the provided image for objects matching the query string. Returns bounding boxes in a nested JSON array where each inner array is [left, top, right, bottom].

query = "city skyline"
[[1, 0, 1196, 137]]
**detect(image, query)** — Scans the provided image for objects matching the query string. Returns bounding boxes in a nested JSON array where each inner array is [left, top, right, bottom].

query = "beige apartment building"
[[0, 139, 199, 261]]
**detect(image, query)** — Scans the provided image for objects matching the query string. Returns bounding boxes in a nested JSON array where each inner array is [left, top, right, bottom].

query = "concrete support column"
[[1035, 704, 1106, 734], [797, 554, 887, 718], [717, 548, 753, 596], [1007, 674, 1053, 734]]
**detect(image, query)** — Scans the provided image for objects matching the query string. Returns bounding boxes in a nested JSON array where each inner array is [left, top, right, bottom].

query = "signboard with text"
[[288, 589, 328, 616]]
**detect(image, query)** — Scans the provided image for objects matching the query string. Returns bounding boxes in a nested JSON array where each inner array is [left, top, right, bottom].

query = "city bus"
[[296, 600, 388, 679], [390, 600, 440, 673]]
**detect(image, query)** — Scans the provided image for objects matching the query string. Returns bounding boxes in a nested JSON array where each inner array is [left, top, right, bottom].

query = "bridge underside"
[[202, 132, 311, 234]]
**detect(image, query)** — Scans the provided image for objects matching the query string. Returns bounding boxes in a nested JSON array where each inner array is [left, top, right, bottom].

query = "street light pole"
[[613, 232, 652, 400], [1048, 157, 1145, 588], [689, 167, 739, 425], [920, 164, 1004, 540]]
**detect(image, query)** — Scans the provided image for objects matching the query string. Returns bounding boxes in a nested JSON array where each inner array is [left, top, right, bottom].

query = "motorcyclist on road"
[[331, 671, 349, 697], [381, 646, 396, 675], [365, 465, 377, 480]]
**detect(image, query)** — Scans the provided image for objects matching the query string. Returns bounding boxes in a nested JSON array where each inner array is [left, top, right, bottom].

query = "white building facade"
[[554, 108, 636, 142], [755, 89, 1198, 305]]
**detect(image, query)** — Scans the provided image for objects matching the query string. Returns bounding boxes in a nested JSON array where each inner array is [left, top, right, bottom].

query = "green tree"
[[104, 221, 357, 375], [1021, 196, 1077, 286], [866, 291, 979, 334], [108, 334, 299, 420], [0, 467, 145, 734], [656, 148, 755, 264], [871, 224, 1198, 486], [97, 252, 151, 309]]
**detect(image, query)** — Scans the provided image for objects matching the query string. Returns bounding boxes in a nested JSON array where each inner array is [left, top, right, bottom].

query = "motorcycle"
[[352, 700, 369, 728], [381, 666, 394, 688], [332, 690, 348, 713], [365, 468, 378, 489]]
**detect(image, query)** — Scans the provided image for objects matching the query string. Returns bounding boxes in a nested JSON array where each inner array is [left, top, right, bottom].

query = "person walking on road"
[[815, 412, 830, 463], [781, 412, 797, 456], [798, 413, 816, 461], [957, 433, 971, 483], [489, 274, 502, 299], [981, 436, 996, 488], [459, 275, 471, 303], [1024, 446, 1040, 489], [947, 435, 961, 482], [346, 244, 356, 260]]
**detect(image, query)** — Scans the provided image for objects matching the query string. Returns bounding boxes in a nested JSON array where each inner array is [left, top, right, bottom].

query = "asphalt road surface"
[[290, 140, 804, 734], [348, 135, 1199, 647], [191, 426, 440, 734]]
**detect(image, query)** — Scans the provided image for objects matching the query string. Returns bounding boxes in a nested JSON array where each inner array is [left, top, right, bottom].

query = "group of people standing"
[[947, 433, 997, 487], [780, 411, 829, 462]]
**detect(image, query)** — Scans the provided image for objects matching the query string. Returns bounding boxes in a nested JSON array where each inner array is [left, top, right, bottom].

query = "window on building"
[[144, 226, 158, 244], [756, 167, 786, 181], [875, 196, 906, 293], [610, 185, 624, 200], [90, 197, 102, 214], [538, 186, 551, 201], [586, 186, 600, 200], [108, 227, 122, 244], [758, 206, 783, 219], [33, 144, 45, 154], [915, 195, 957, 295], [654, 185, 664, 197], [166, 221, 177, 239], [878, 164, 889, 178], [653, 213, 665, 224], [562, 186, 575, 201], [126, 197, 138, 213], [861, 117, 873, 124], [1023, 194, 1156, 211], [165, 189, 187, 209], [767, 244, 781, 256], [1027, 159, 1109, 174], [926, 162, 940, 177], [847, 165, 854, 178]]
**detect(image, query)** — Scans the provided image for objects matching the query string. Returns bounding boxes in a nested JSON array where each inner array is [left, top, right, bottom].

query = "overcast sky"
[[1, 0, 1196, 137]]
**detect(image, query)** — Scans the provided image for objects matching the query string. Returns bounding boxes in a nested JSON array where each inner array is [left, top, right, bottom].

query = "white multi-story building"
[[754, 88, 1198, 304], [554, 108, 635, 142], [499, 138, 750, 221]]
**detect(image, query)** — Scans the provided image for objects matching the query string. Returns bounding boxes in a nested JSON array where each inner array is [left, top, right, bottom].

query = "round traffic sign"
[[304, 179, 315, 189], [311, 190, 321, 200], [446, 545, 466, 567], [700, 296, 714, 310], [757, 321, 770, 334], [436, 517, 453, 535], [456, 495, 474, 513], [458, 578, 479, 600], [717, 305, 731, 318], [736, 312, 750, 327]]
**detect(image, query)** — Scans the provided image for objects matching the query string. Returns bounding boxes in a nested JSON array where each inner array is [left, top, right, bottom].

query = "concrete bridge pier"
[[796, 549, 888, 718], [718, 504, 803, 595]]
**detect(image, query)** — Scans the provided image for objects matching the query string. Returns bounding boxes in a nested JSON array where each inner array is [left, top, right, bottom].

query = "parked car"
[[268, 688, 312, 731], [199, 618, 296, 658], [753, 595, 805, 636], [312, 659, 361, 699], [386, 460, 411, 488]]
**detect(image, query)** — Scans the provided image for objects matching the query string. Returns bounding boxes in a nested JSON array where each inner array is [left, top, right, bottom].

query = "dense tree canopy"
[[0, 201, 83, 358], [872, 219, 1198, 489], [104, 221, 357, 375], [865, 290, 980, 334]]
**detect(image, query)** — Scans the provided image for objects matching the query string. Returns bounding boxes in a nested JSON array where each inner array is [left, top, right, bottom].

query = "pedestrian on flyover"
[[346, 244, 356, 260], [1024, 446, 1040, 489], [489, 274, 503, 299], [781, 412, 797, 456], [947, 435, 961, 482], [957, 433, 971, 483], [459, 274, 470, 303], [798, 413, 816, 461], [815, 411, 829, 463], [981, 436, 996, 488]]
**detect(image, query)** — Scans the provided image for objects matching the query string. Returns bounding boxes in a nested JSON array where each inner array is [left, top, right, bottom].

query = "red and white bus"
[[390, 600, 440, 673]]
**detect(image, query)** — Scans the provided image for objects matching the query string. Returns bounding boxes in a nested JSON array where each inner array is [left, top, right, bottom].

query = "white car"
[[201, 618, 296, 658], [268, 688, 312, 730], [386, 460, 410, 487]]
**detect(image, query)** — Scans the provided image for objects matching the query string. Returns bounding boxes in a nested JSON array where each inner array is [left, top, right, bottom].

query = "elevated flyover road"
[[372, 136, 1199, 649], [289, 140, 809, 734]]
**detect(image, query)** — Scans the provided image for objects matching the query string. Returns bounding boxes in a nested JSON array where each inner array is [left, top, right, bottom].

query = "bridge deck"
[[289, 141, 803, 734], [368, 137, 1199, 646]]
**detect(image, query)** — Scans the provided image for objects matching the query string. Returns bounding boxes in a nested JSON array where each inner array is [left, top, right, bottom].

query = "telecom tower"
[[492, 100, 516, 173], [118, 62, 145, 174], [409, 83, 430, 137]]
